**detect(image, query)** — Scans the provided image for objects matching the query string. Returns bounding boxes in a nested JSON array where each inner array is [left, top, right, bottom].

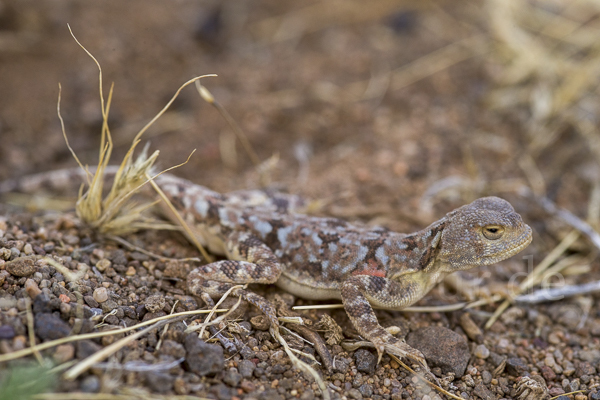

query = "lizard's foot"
[[374, 336, 428, 370]]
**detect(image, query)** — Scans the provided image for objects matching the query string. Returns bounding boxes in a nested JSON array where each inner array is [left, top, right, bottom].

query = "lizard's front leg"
[[187, 231, 283, 330], [341, 275, 428, 367]]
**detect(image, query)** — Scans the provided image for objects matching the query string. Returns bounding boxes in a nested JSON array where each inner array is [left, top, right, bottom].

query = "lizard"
[[1, 169, 533, 368]]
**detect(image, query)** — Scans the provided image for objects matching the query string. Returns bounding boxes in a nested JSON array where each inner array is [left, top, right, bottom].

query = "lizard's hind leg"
[[187, 230, 283, 329]]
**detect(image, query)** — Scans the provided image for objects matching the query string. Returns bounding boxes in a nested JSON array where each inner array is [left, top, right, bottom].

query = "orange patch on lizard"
[[352, 260, 385, 277]]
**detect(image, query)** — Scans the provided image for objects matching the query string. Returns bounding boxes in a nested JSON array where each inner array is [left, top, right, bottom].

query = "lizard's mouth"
[[483, 224, 533, 264]]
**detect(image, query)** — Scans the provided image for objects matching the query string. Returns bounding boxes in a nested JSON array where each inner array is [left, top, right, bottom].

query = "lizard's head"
[[438, 196, 532, 271]]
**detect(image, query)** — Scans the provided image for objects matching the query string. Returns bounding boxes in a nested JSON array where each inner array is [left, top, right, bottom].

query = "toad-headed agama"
[[1, 170, 533, 367]]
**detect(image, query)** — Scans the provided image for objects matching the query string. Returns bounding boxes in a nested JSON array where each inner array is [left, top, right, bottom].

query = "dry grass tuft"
[[487, 0, 600, 156], [61, 25, 215, 237]]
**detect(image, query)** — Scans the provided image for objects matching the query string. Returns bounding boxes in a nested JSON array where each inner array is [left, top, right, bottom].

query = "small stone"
[[24, 279, 41, 299], [53, 344, 75, 363], [126, 266, 136, 276], [358, 384, 373, 397], [473, 382, 494, 400], [59, 294, 70, 303], [407, 326, 470, 377], [0, 325, 16, 340], [76, 340, 102, 359], [354, 349, 377, 374], [541, 365, 556, 381], [240, 380, 255, 393], [84, 296, 99, 308], [35, 313, 71, 340], [80, 376, 100, 393], [183, 333, 224, 376], [144, 372, 174, 394], [93, 287, 109, 303], [478, 371, 491, 385], [6, 257, 36, 276], [0, 270, 8, 285], [95, 258, 111, 272], [144, 294, 166, 313], [238, 359, 256, 378], [347, 388, 363, 399], [23, 244, 33, 255], [223, 368, 242, 387], [159, 340, 186, 359], [506, 357, 529, 376], [474, 344, 490, 359]]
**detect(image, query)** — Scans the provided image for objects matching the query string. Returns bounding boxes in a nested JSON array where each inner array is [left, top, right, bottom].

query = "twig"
[[515, 280, 600, 304], [520, 187, 600, 251]]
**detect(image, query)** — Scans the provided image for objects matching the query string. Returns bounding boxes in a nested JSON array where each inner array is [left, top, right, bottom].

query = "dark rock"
[[575, 361, 596, 377], [6, 257, 36, 276], [210, 383, 233, 400], [541, 365, 556, 381], [406, 326, 470, 377], [472, 382, 495, 400], [33, 293, 52, 314], [239, 359, 256, 378], [183, 333, 223, 376], [144, 371, 174, 394], [258, 388, 284, 400], [34, 313, 71, 340], [223, 368, 242, 387], [272, 363, 287, 374], [76, 340, 102, 359], [334, 356, 350, 373], [358, 384, 373, 397], [80, 375, 100, 393], [84, 295, 99, 308], [506, 357, 530, 376], [101, 300, 118, 313], [481, 370, 492, 385], [240, 345, 255, 359], [0, 325, 16, 340], [159, 340, 186, 359], [589, 390, 600, 400], [346, 388, 362, 399], [354, 349, 377, 374]]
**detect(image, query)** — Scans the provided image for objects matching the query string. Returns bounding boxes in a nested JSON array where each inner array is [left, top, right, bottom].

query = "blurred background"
[[1, 0, 600, 257]]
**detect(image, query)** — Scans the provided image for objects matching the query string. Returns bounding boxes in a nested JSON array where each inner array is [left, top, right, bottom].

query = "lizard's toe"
[[383, 341, 428, 371]]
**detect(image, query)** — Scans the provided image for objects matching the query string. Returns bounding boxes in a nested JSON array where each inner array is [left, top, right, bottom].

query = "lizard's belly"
[[276, 272, 342, 300]]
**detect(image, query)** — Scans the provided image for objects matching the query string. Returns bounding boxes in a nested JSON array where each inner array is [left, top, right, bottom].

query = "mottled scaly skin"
[[156, 174, 533, 366], [1, 169, 533, 367]]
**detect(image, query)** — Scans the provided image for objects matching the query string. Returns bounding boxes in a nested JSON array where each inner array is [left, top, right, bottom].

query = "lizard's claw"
[[383, 341, 428, 371]]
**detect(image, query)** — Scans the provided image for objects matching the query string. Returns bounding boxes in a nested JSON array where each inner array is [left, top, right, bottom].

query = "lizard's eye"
[[482, 225, 504, 240]]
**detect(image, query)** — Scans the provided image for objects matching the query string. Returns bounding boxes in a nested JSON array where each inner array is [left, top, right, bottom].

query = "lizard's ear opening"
[[482, 225, 505, 240]]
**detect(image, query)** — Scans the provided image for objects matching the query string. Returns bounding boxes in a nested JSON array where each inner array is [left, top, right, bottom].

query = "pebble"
[[24, 278, 41, 298], [354, 349, 377, 374], [23, 243, 33, 255], [144, 372, 174, 394], [0, 270, 8, 285], [84, 295, 99, 308], [0, 325, 16, 340], [95, 258, 111, 272], [473, 344, 490, 359], [80, 376, 101, 393], [506, 357, 529, 376], [53, 343, 75, 363], [93, 287, 109, 303], [34, 313, 71, 340], [406, 326, 470, 377], [472, 382, 495, 400], [238, 359, 256, 378], [183, 333, 224, 376], [223, 368, 242, 387], [144, 294, 166, 313], [346, 388, 362, 399], [6, 256, 36, 276]]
